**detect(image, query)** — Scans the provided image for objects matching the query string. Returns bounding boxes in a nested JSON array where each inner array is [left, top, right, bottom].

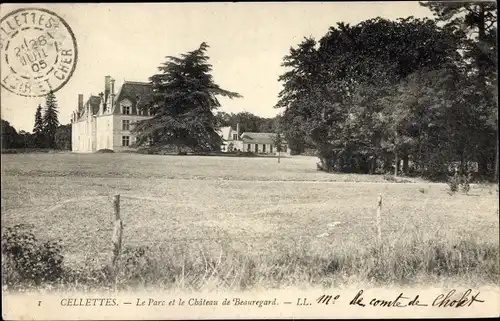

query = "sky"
[[0, 2, 435, 132]]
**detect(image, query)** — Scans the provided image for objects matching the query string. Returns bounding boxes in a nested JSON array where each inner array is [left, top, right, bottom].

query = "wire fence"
[[7, 191, 484, 288], [1, 193, 389, 243], [1, 193, 388, 286], [5, 191, 471, 258]]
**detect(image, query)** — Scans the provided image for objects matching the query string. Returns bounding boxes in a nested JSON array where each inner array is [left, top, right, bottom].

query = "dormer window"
[[120, 99, 132, 115]]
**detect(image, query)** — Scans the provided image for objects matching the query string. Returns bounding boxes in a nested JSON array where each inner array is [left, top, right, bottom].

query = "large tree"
[[420, 1, 498, 180], [275, 37, 322, 157], [1, 119, 22, 149], [33, 104, 44, 134], [33, 104, 45, 147], [42, 91, 59, 149], [133, 42, 242, 152], [276, 17, 465, 176]]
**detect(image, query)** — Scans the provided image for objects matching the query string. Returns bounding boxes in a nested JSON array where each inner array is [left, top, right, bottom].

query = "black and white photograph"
[[1, 2, 498, 320]]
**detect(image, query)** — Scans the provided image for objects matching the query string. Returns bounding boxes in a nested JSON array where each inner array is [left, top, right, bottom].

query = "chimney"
[[236, 123, 240, 138], [110, 78, 115, 96], [110, 78, 115, 111], [78, 94, 83, 110], [104, 75, 111, 100]]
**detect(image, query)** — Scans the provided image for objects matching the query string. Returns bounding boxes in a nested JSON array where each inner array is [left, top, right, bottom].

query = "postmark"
[[0, 7, 78, 97]]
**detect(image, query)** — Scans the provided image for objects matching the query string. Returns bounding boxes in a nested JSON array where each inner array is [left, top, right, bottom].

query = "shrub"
[[95, 149, 115, 153], [137, 147, 159, 155], [114, 246, 153, 288], [1, 224, 64, 287], [447, 173, 461, 193], [383, 173, 413, 183], [461, 173, 471, 194], [303, 148, 317, 156], [447, 172, 473, 194], [1, 148, 64, 154], [0, 149, 18, 154], [236, 151, 257, 157], [383, 173, 397, 182]]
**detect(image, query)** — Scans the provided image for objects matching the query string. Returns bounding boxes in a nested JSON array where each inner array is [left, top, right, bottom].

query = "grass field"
[[1, 153, 499, 290]]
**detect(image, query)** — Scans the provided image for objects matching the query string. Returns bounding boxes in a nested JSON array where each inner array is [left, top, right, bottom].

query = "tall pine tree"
[[132, 42, 242, 152], [33, 104, 44, 134], [33, 104, 45, 148], [42, 91, 59, 149]]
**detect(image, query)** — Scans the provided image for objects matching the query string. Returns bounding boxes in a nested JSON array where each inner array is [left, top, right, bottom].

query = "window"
[[270, 144, 273, 153], [254, 144, 258, 153], [122, 136, 130, 146], [262, 144, 266, 152], [122, 120, 130, 130], [122, 106, 131, 115], [283, 145, 288, 151], [247, 144, 251, 151], [232, 133, 238, 140]]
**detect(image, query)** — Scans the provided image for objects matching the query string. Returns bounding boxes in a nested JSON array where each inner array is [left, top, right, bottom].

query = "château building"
[[71, 76, 154, 152]]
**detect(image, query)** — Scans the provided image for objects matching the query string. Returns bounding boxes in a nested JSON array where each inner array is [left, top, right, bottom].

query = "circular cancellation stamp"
[[0, 8, 78, 97]]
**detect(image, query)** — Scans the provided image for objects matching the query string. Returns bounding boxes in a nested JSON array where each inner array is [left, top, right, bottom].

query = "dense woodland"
[[276, 2, 497, 180]]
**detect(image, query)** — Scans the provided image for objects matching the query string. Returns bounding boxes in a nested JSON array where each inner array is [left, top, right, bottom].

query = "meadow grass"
[[1, 153, 498, 291]]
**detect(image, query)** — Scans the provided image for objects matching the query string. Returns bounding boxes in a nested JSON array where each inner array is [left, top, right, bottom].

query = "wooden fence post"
[[376, 194, 382, 244], [111, 194, 123, 286]]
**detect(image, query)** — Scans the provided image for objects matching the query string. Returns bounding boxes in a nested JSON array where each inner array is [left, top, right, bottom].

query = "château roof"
[[77, 95, 101, 117], [113, 81, 155, 114]]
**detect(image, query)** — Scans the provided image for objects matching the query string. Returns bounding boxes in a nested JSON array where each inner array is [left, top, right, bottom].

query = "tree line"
[[215, 111, 277, 134], [275, 2, 497, 181], [1, 91, 71, 150]]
